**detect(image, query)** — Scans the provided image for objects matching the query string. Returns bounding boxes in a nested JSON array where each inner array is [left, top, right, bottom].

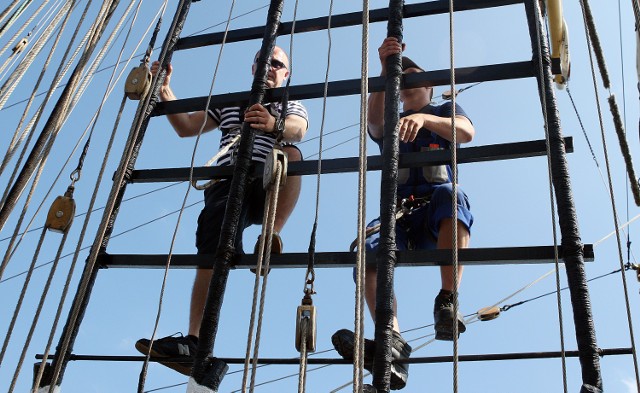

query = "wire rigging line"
[[0, 0, 24, 29], [0, 0, 33, 40], [531, 0, 568, 390], [0, 0, 56, 74], [579, 0, 640, 388], [0, 0, 79, 282], [353, 0, 367, 391], [34, 0, 154, 385], [0, 3, 271, 113], [446, 0, 462, 389]]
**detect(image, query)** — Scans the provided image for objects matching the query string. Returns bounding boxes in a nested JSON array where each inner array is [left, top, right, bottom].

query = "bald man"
[[136, 46, 309, 377]]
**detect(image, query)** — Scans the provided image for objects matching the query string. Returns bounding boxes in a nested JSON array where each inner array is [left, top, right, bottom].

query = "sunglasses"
[[254, 58, 287, 71]]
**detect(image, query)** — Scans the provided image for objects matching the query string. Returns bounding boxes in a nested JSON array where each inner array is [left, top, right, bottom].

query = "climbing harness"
[[349, 195, 430, 253], [190, 134, 240, 190]]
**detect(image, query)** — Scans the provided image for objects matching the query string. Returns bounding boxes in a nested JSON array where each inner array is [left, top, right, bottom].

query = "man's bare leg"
[[274, 146, 302, 233], [364, 266, 401, 332], [189, 146, 302, 337], [437, 218, 469, 291], [189, 268, 212, 337]]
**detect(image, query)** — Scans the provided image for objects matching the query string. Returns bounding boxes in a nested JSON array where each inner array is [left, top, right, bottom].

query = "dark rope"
[[524, 0, 603, 391], [373, 1, 403, 392], [191, 0, 284, 384]]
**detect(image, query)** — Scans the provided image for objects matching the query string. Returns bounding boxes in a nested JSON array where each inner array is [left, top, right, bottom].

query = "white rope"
[[0, 0, 52, 68], [297, 317, 310, 393], [244, 161, 283, 392], [0, 1, 161, 288], [191, 134, 240, 190], [447, 0, 461, 390], [0, 0, 78, 281], [0, 0, 71, 109], [354, 0, 368, 391], [0, 0, 23, 29]]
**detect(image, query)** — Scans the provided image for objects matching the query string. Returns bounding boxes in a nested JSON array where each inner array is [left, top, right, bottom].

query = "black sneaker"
[[331, 329, 411, 390], [433, 291, 466, 341], [135, 333, 197, 375]]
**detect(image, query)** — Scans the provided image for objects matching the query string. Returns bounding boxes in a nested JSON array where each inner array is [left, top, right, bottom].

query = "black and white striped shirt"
[[207, 101, 308, 166]]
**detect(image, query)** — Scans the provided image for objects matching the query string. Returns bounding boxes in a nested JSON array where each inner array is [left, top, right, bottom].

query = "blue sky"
[[1, 0, 640, 392]]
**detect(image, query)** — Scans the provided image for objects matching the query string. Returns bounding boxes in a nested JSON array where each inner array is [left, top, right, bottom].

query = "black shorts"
[[195, 178, 267, 255]]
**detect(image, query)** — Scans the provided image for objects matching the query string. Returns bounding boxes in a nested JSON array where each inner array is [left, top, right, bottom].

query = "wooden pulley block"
[[45, 194, 76, 233], [12, 37, 28, 54], [124, 64, 152, 100], [441, 89, 458, 100], [263, 147, 287, 190], [477, 306, 501, 321], [295, 304, 317, 352]]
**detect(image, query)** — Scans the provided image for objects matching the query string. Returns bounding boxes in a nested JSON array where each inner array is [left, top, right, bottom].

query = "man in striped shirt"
[[136, 46, 308, 378]]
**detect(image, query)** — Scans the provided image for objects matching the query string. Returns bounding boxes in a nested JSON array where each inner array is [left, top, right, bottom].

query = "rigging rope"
[[34, 47, 138, 392], [0, 0, 50, 62], [532, 0, 568, 390], [446, 0, 463, 390], [244, 156, 284, 392], [579, 0, 640, 388], [137, 0, 234, 390], [0, 0, 33, 40], [0, 0, 78, 282], [354, 0, 367, 391], [1, 1, 160, 299], [0, 0, 23, 29]]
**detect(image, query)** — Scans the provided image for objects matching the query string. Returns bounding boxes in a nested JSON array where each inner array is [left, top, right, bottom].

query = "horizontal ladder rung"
[[37, 347, 629, 364], [130, 137, 573, 183], [176, 0, 523, 50], [98, 244, 594, 269], [151, 61, 534, 117]]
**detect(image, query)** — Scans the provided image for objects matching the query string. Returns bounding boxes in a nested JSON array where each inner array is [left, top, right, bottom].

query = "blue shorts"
[[364, 183, 473, 253]]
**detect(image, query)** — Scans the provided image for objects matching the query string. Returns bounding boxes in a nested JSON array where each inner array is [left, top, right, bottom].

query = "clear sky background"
[[1, 0, 640, 392]]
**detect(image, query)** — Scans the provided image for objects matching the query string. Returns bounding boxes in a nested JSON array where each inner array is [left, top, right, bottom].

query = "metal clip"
[[124, 64, 152, 100], [45, 186, 76, 233], [295, 296, 317, 352], [263, 147, 287, 190]]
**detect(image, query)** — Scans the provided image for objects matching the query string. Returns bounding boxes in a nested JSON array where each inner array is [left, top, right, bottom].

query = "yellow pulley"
[[45, 187, 76, 233], [124, 64, 152, 100], [12, 37, 28, 54], [263, 146, 287, 190], [295, 295, 317, 353], [477, 306, 501, 321]]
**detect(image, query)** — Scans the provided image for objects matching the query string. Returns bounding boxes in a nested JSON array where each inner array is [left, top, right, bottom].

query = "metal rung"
[[152, 61, 534, 117], [98, 244, 594, 269], [129, 137, 572, 183], [36, 347, 630, 364], [176, 0, 523, 50]]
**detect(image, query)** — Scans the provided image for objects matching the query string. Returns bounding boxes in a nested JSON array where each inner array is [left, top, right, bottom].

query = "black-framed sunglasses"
[[254, 57, 287, 71]]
